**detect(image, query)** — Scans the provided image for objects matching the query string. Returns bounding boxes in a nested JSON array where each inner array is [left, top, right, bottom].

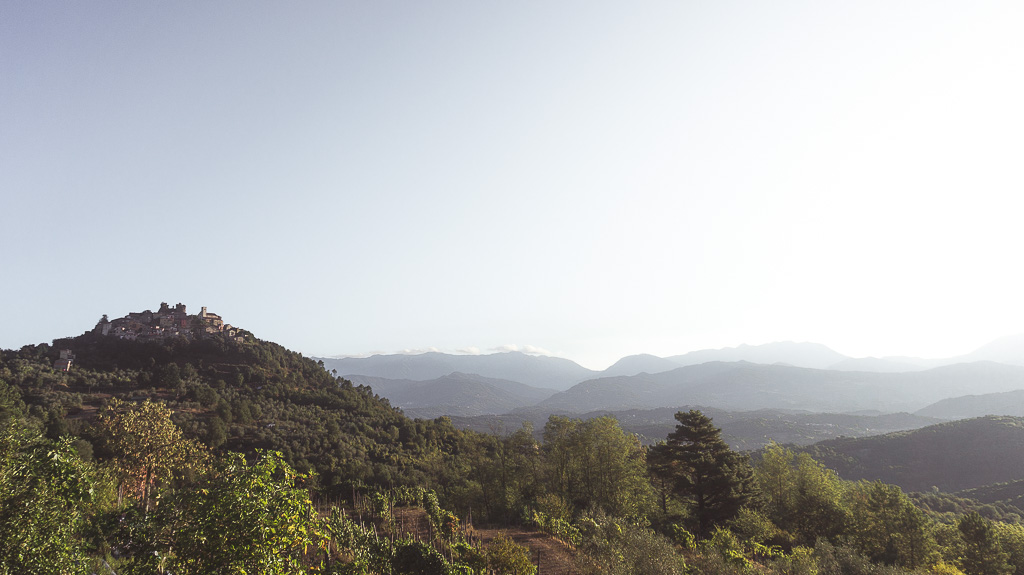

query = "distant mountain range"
[[537, 361, 1024, 414], [319, 351, 595, 391], [667, 341, 849, 370], [345, 372, 556, 419], [315, 337, 1024, 422]]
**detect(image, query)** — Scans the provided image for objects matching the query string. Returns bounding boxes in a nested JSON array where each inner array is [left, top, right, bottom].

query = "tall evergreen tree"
[[649, 409, 755, 538], [959, 511, 1012, 575]]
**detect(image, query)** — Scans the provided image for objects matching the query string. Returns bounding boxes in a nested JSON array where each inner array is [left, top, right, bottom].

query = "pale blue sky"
[[4, 2, 1024, 369]]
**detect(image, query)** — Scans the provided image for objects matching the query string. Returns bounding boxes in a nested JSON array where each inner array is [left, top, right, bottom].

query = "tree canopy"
[[649, 409, 756, 537]]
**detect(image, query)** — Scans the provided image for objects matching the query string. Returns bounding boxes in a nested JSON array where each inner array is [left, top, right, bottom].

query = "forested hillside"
[[451, 406, 940, 450], [803, 416, 1024, 492], [7, 324, 1024, 574], [2, 331, 473, 494]]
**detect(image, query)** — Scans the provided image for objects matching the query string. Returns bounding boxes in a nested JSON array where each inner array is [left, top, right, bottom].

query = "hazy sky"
[[4, 2, 1024, 370]]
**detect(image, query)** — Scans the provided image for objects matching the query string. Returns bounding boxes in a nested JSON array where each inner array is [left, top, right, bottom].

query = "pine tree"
[[958, 511, 1012, 575], [649, 409, 755, 538]]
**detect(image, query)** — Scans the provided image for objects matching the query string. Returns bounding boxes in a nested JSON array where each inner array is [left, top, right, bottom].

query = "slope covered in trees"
[[802, 416, 1024, 493], [2, 332, 479, 495]]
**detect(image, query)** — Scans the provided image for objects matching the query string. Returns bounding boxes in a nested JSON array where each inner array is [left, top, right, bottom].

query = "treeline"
[[6, 334, 1024, 573], [0, 400, 540, 574]]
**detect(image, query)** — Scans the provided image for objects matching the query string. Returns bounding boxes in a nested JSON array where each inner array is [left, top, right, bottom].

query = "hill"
[[917, 390, 1024, 419], [535, 361, 1024, 414], [803, 416, 1024, 492], [828, 357, 925, 372], [599, 354, 682, 377], [345, 372, 556, 418], [957, 334, 1024, 366], [0, 310, 481, 497], [318, 351, 595, 391]]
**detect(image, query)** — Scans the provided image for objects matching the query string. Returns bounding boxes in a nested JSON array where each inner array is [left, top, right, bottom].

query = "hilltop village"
[[93, 302, 244, 343]]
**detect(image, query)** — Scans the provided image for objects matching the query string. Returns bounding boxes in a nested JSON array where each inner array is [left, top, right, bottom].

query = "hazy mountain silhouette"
[[667, 341, 849, 369], [346, 372, 557, 417], [317, 337, 1024, 418], [318, 351, 596, 391], [916, 389, 1024, 419], [830, 335, 1024, 371], [535, 361, 1024, 414], [827, 357, 926, 372], [957, 334, 1024, 366], [599, 354, 683, 377]]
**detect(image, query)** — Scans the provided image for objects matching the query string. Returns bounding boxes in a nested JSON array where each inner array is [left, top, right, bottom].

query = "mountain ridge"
[[344, 372, 557, 418], [319, 335, 1024, 386]]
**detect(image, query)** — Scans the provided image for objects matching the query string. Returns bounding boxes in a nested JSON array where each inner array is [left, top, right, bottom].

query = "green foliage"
[[803, 417, 1024, 493], [17, 325, 1024, 575], [708, 526, 751, 568], [730, 507, 786, 547], [958, 511, 1012, 575], [485, 534, 536, 575], [392, 540, 450, 575], [534, 492, 572, 523], [542, 415, 652, 520], [531, 510, 582, 547], [754, 442, 848, 545], [575, 511, 685, 575], [450, 540, 487, 574], [156, 450, 326, 574], [767, 545, 816, 575], [845, 480, 936, 568], [3, 333, 488, 504], [0, 378, 25, 425], [931, 562, 968, 575], [993, 522, 1024, 575], [97, 398, 209, 509], [648, 410, 756, 538], [0, 424, 96, 575], [323, 507, 381, 574], [813, 539, 906, 575], [668, 523, 696, 550], [913, 490, 1024, 525]]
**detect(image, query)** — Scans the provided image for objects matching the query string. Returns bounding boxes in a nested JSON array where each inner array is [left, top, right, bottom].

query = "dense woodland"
[[4, 331, 1024, 574]]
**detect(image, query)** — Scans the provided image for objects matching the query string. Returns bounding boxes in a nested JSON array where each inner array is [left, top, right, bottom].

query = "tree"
[[486, 534, 536, 575], [577, 511, 685, 575], [754, 443, 848, 545], [959, 511, 1012, 575], [845, 480, 935, 568], [159, 451, 327, 574], [993, 522, 1024, 575], [97, 398, 208, 509], [0, 423, 96, 575], [392, 540, 450, 575], [0, 379, 25, 425], [648, 410, 755, 538], [542, 416, 651, 519]]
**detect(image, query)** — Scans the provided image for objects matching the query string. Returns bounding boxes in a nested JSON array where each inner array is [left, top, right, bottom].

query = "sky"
[[4, 2, 1024, 370]]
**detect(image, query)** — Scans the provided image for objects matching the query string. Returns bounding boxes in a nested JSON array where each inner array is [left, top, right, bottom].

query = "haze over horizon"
[[320, 335, 1024, 372], [6, 2, 1024, 371]]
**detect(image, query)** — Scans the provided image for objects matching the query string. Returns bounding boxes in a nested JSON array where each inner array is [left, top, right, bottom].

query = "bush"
[[487, 534, 536, 575]]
